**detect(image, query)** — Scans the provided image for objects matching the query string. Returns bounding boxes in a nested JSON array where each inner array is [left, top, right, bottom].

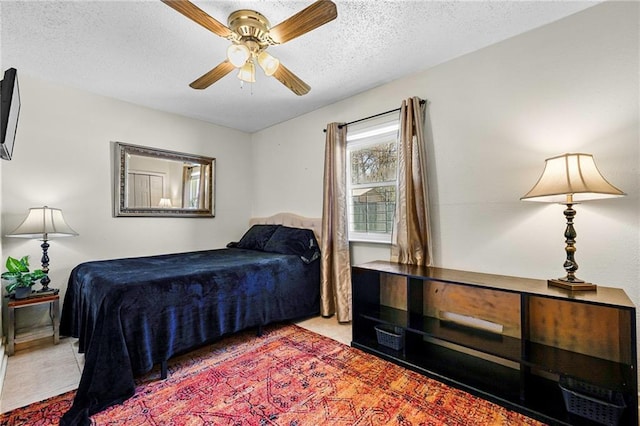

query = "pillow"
[[300, 246, 321, 264], [263, 226, 320, 264], [234, 224, 281, 251]]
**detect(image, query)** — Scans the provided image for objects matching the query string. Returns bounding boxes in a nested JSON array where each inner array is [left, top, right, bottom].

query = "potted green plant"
[[1, 256, 47, 299]]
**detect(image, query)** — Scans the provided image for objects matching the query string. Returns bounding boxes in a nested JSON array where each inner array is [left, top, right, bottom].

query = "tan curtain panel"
[[320, 122, 352, 322], [391, 97, 432, 266], [198, 165, 207, 209], [182, 165, 192, 208]]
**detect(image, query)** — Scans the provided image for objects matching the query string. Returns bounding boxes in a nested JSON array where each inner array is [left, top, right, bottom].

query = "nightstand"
[[7, 292, 60, 356]]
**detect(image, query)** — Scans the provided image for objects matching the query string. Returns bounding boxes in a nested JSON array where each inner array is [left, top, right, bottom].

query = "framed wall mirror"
[[113, 142, 215, 217]]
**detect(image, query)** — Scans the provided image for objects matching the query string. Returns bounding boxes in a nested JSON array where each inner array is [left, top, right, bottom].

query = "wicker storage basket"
[[559, 376, 625, 426], [374, 324, 404, 350]]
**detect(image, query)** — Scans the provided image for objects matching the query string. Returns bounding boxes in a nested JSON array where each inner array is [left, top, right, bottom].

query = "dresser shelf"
[[352, 261, 638, 426]]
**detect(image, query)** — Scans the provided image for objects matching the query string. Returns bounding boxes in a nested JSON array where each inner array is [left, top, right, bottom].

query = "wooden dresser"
[[351, 261, 638, 425]]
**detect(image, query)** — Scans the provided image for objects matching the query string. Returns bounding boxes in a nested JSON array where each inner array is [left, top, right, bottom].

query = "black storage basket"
[[559, 376, 626, 426], [374, 324, 404, 350]]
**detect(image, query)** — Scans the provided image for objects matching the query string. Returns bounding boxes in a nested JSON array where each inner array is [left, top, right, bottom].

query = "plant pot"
[[14, 286, 32, 299]]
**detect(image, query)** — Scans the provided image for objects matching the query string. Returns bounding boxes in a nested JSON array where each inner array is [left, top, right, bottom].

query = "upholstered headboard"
[[249, 212, 322, 242]]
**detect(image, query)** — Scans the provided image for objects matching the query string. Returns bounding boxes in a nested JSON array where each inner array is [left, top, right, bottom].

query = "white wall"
[[252, 1, 639, 310], [1, 75, 253, 327]]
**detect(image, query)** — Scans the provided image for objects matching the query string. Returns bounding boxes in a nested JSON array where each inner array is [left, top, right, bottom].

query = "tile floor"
[[0, 316, 351, 413]]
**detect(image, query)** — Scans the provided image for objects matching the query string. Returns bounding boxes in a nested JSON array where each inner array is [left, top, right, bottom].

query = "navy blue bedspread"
[[59, 248, 320, 425]]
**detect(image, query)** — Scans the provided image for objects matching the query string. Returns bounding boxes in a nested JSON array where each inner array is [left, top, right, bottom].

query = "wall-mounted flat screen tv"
[[0, 68, 21, 160]]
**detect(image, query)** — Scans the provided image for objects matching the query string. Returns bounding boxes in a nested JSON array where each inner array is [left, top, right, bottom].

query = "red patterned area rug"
[[1, 324, 546, 425]]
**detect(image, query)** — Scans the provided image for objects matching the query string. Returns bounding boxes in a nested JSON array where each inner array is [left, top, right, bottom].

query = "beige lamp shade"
[[226, 44, 250, 68], [257, 51, 280, 76], [158, 198, 173, 208], [6, 206, 78, 239], [521, 153, 625, 203], [237, 60, 256, 83]]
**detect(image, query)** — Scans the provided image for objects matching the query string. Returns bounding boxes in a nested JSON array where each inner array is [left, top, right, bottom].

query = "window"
[[346, 117, 399, 243]]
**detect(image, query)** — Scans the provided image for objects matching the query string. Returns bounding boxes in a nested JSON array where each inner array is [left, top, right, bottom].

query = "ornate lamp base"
[[547, 202, 597, 292], [39, 239, 52, 292], [547, 278, 597, 291]]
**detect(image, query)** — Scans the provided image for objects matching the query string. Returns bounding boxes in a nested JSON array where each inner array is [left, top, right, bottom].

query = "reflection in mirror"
[[113, 142, 215, 217]]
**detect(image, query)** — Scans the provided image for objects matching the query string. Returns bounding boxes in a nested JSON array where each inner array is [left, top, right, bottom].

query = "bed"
[[59, 213, 322, 426]]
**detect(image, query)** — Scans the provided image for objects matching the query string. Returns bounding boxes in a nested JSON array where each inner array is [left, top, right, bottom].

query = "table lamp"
[[521, 153, 625, 291], [158, 198, 173, 208], [6, 206, 78, 292]]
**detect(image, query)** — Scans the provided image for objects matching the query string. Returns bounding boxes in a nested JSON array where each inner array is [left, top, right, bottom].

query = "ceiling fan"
[[161, 0, 338, 96]]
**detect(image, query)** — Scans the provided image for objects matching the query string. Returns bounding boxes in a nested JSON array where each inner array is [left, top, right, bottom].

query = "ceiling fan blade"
[[269, 0, 337, 44], [272, 63, 311, 96], [161, 0, 232, 39], [190, 60, 235, 89]]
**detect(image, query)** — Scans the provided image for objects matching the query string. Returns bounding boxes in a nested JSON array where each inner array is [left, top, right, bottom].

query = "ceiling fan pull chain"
[[239, 80, 254, 96]]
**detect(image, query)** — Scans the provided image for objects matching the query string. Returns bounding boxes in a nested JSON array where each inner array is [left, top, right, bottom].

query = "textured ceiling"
[[1, 0, 600, 133]]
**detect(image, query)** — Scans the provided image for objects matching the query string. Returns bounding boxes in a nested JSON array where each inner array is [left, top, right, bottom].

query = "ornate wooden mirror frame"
[[113, 142, 215, 218]]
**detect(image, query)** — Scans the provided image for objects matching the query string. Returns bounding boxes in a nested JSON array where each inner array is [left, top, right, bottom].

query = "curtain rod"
[[322, 99, 425, 133]]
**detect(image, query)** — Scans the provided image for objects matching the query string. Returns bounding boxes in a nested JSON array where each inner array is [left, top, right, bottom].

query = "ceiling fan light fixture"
[[257, 51, 280, 76], [227, 44, 251, 68], [237, 60, 256, 83], [164, 0, 338, 94]]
